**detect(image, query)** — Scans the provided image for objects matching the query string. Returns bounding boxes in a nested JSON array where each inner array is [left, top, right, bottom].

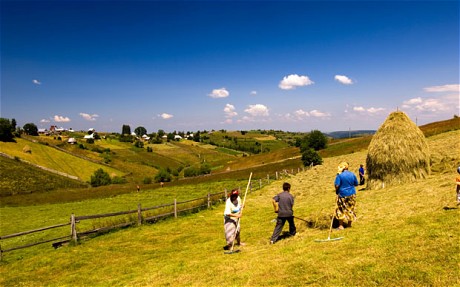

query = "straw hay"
[[366, 111, 431, 190]]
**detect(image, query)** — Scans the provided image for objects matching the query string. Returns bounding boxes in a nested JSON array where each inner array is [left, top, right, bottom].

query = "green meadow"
[[0, 127, 458, 286], [0, 138, 123, 182]]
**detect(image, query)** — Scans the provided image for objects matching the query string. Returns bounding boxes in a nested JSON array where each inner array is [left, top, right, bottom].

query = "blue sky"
[[1, 1, 459, 133]]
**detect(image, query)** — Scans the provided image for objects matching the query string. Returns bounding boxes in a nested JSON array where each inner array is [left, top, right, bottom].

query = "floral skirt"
[[335, 194, 357, 222]]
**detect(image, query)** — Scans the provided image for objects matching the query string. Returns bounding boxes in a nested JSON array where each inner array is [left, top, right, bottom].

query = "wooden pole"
[[259, 179, 262, 189], [276, 171, 278, 180], [174, 199, 177, 218], [207, 193, 211, 208], [137, 203, 142, 226], [70, 214, 77, 243]]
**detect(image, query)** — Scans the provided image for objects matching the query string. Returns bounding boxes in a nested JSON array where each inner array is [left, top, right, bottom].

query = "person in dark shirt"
[[270, 182, 296, 244]]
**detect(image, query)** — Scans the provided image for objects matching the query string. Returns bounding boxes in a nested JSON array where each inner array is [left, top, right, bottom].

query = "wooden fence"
[[0, 167, 305, 260]]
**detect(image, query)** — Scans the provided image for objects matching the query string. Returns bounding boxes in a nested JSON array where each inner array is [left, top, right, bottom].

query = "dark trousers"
[[271, 216, 296, 242]]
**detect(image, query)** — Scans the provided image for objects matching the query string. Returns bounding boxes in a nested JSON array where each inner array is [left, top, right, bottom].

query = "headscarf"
[[337, 162, 349, 174]]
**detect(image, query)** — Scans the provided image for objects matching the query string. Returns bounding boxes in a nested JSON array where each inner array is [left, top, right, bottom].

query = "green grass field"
[[0, 138, 124, 182], [0, 129, 458, 286]]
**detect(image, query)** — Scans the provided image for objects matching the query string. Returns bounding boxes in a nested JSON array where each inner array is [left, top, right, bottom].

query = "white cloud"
[[353, 106, 385, 114], [223, 104, 238, 118], [293, 109, 330, 119], [208, 88, 229, 98], [40, 119, 50, 123], [32, 79, 41, 85], [79, 113, 99, 121], [294, 109, 309, 118], [160, 113, 174, 119], [54, 115, 71, 122], [250, 91, 257, 96], [309, 109, 330, 117], [244, 104, 269, 117], [424, 84, 459, 93], [402, 97, 448, 112], [334, 75, 353, 85], [403, 97, 423, 105], [278, 74, 314, 90]]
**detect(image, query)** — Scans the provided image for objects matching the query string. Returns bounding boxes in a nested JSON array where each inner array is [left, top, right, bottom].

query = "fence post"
[[0, 245, 2, 261], [70, 213, 77, 243], [207, 193, 211, 208], [224, 188, 227, 201], [174, 199, 177, 218], [267, 174, 270, 184], [137, 203, 142, 226], [259, 179, 262, 189], [276, 171, 278, 180]]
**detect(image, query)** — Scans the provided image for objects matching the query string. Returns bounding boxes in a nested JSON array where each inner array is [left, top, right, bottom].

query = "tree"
[[90, 168, 112, 187], [193, 131, 201, 142], [154, 168, 172, 183], [23, 123, 39, 136], [301, 148, 323, 167], [11, 118, 17, 130], [157, 129, 165, 138], [301, 130, 328, 151], [134, 126, 147, 137], [0, 118, 15, 142], [122, 124, 131, 135]]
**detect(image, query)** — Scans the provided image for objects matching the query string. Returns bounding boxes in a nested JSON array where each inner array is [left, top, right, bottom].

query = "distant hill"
[[326, 130, 376, 139]]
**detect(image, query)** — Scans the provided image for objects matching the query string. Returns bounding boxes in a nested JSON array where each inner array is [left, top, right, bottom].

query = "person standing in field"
[[456, 167, 460, 204], [334, 162, 359, 230], [270, 182, 296, 244], [359, 164, 365, 185], [223, 189, 243, 250]]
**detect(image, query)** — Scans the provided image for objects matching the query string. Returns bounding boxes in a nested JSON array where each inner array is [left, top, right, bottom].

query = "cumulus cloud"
[[244, 104, 269, 117], [353, 106, 385, 114], [423, 84, 459, 93], [278, 74, 314, 90], [293, 109, 330, 119], [334, 75, 353, 85], [54, 115, 71, 122], [224, 104, 238, 118], [40, 119, 50, 123], [160, 113, 174, 119], [402, 97, 448, 112], [250, 91, 257, 96], [32, 79, 41, 85], [208, 88, 230, 98], [79, 113, 99, 121]]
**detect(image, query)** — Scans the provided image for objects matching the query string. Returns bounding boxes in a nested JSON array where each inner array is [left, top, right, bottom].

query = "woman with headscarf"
[[334, 162, 359, 230], [223, 189, 242, 250]]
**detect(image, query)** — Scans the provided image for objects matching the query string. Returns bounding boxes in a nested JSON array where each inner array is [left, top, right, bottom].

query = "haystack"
[[365, 111, 430, 190]]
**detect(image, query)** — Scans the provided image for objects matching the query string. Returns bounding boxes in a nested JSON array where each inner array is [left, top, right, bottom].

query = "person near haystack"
[[456, 167, 460, 204], [334, 162, 359, 230], [270, 182, 296, 244], [359, 164, 365, 185], [223, 189, 243, 250]]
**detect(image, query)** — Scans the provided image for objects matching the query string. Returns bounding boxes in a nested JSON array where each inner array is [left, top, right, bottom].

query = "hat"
[[230, 189, 239, 196], [337, 162, 349, 174]]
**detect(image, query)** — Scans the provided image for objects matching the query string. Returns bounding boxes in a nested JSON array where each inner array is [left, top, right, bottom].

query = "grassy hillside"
[[0, 156, 88, 196], [0, 138, 124, 182], [0, 130, 458, 286]]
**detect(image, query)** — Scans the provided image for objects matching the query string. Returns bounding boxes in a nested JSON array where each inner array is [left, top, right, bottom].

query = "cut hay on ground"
[[366, 111, 430, 190]]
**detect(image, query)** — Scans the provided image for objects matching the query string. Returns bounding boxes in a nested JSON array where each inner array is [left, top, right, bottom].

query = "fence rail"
[[0, 168, 305, 260]]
